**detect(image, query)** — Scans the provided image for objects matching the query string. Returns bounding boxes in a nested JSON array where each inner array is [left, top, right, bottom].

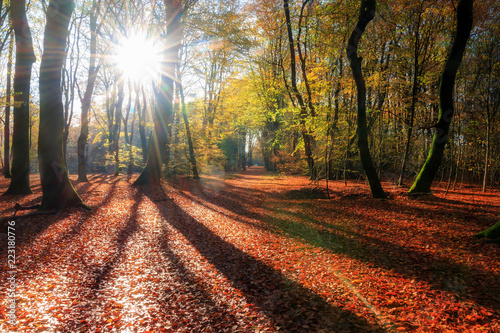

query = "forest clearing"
[[1, 167, 499, 332]]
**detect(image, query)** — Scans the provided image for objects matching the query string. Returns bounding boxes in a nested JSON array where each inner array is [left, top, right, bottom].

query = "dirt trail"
[[1, 167, 499, 332]]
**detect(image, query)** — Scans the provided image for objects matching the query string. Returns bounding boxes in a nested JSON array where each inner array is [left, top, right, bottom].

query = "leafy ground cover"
[[0, 167, 499, 332]]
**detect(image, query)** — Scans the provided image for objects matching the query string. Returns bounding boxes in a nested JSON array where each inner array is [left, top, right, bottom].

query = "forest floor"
[[0, 166, 499, 332]]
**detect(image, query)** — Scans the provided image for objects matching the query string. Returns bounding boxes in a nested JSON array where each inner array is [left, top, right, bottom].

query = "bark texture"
[[4, 0, 35, 195], [38, 0, 85, 211], [3, 33, 13, 178], [409, 0, 474, 195], [346, 0, 386, 199]]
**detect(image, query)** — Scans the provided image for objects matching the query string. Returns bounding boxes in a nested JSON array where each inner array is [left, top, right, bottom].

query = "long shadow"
[[89, 189, 142, 289], [402, 194, 500, 214], [153, 196, 243, 330], [58, 188, 142, 332], [39, 176, 123, 258], [173, 177, 268, 217], [433, 188, 500, 199], [0, 176, 121, 267], [146, 186, 386, 332], [259, 203, 500, 312], [357, 195, 499, 231], [172, 175, 500, 313], [0, 174, 109, 229], [0, 174, 107, 217]]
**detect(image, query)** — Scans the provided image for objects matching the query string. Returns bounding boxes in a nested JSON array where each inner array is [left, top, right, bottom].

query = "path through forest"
[[1, 167, 500, 332]]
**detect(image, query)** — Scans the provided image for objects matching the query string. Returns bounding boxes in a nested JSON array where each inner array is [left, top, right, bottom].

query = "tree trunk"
[[483, 121, 490, 193], [123, 82, 132, 146], [346, 0, 386, 199], [112, 80, 125, 176], [4, 0, 36, 195], [38, 0, 85, 211], [398, 13, 421, 186], [3, 32, 13, 178], [77, 0, 100, 182], [128, 85, 139, 175], [409, 0, 473, 195], [179, 78, 199, 178], [474, 220, 500, 243], [134, 0, 182, 185], [482, 55, 493, 193], [240, 130, 247, 171], [138, 86, 148, 164], [283, 0, 316, 179]]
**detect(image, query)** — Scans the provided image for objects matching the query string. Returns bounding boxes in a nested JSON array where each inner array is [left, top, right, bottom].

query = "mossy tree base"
[[474, 220, 500, 243]]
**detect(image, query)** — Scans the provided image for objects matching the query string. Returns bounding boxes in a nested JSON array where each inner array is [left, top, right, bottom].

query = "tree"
[[397, 1, 442, 186], [134, 0, 183, 185], [38, 0, 85, 211], [111, 79, 125, 175], [346, 0, 386, 199], [177, 12, 199, 178], [409, 0, 474, 195], [138, 86, 149, 163], [4, 0, 36, 195], [283, 0, 316, 179], [178, 70, 199, 178], [3, 31, 13, 178], [77, 0, 101, 182], [474, 220, 500, 243]]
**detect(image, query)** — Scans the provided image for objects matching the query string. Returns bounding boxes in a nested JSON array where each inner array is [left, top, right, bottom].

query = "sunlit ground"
[[0, 168, 499, 332]]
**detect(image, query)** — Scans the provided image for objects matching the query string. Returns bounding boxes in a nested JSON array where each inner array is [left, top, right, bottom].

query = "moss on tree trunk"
[[474, 220, 500, 243], [408, 0, 473, 195]]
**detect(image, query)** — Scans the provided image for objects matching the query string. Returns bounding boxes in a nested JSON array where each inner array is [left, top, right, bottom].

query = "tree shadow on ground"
[[171, 174, 500, 314], [144, 185, 387, 332], [273, 204, 500, 312], [57, 188, 142, 332], [0, 175, 119, 263], [154, 199, 245, 330]]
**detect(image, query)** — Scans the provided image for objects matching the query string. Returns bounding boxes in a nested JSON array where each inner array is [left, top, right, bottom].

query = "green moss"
[[474, 220, 500, 240]]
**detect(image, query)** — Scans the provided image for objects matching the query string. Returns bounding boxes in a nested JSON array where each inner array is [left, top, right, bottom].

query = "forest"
[[0, 0, 499, 332]]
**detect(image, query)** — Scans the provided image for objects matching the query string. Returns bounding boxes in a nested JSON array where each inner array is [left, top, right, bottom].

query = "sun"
[[114, 34, 162, 82]]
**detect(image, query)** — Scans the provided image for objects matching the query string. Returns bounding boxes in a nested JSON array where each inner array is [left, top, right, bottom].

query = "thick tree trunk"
[[409, 0, 473, 195], [346, 0, 386, 199], [134, 0, 182, 185], [4, 0, 35, 195], [38, 0, 85, 211], [77, 0, 99, 182], [3, 33, 13, 178]]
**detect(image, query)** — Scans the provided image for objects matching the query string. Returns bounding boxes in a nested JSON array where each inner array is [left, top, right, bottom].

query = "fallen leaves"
[[0, 169, 499, 332]]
